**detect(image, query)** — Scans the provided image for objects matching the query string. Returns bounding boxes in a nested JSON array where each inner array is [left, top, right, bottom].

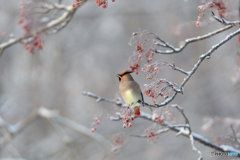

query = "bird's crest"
[[118, 69, 133, 77]]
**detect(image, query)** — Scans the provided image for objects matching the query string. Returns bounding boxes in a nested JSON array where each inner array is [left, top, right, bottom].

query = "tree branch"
[[155, 25, 233, 54], [153, 27, 240, 107], [0, 107, 115, 153], [83, 92, 240, 157], [0, 1, 83, 56], [211, 11, 240, 26]]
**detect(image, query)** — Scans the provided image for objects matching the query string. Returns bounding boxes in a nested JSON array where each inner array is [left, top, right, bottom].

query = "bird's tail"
[[133, 106, 141, 117]]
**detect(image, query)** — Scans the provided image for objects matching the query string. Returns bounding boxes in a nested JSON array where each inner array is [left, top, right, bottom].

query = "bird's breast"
[[122, 89, 141, 106]]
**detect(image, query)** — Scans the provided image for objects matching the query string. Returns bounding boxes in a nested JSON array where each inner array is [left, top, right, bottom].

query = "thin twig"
[[168, 63, 189, 75], [153, 27, 240, 108], [211, 11, 240, 26], [189, 134, 203, 160], [155, 25, 233, 54], [82, 91, 128, 107], [128, 128, 170, 138], [172, 104, 191, 134], [230, 125, 240, 144]]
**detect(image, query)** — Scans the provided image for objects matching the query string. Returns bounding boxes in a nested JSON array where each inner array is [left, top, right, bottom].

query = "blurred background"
[[0, 0, 240, 160]]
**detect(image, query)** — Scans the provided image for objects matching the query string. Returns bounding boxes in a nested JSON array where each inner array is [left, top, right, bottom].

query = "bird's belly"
[[122, 89, 141, 106]]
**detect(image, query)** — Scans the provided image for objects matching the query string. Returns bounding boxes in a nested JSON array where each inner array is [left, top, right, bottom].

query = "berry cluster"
[[90, 117, 101, 132], [90, 111, 105, 133], [144, 79, 179, 103], [95, 0, 116, 9], [152, 106, 174, 123], [128, 30, 156, 74], [72, 0, 116, 9], [23, 34, 43, 54], [72, 0, 85, 8], [144, 127, 159, 144], [19, 2, 43, 54], [196, 0, 229, 27], [142, 61, 170, 80], [121, 107, 135, 128], [112, 133, 125, 151]]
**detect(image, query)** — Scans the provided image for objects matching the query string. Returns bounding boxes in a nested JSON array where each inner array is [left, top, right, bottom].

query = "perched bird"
[[117, 69, 144, 116]]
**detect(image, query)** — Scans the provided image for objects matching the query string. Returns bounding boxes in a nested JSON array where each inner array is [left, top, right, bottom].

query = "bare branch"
[[230, 125, 240, 144], [82, 91, 128, 107], [168, 63, 189, 75], [155, 25, 233, 54], [84, 92, 240, 156], [172, 104, 191, 134], [153, 27, 240, 107], [211, 11, 240, 26], [189, 134, 203, 160]]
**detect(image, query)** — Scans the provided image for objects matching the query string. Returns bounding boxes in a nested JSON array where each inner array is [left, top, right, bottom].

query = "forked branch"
[[83, 92, 240, 157]]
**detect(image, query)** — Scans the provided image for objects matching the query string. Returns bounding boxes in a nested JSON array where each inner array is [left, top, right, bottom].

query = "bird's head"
[[117, 69, 134, 82]]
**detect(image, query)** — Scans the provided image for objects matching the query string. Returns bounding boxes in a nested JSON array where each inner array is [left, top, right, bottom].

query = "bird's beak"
[[116, 74, 120, 77]]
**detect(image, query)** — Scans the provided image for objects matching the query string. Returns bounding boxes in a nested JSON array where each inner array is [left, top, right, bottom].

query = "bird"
[[117, 69, 144, 116]]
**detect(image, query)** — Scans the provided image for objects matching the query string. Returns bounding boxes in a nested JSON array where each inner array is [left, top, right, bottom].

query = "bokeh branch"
[[0, 107, 114, 153], [0, 0, 87, 56]]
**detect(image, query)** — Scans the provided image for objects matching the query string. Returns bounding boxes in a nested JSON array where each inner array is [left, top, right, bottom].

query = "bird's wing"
[[141, 91, 144, 106]]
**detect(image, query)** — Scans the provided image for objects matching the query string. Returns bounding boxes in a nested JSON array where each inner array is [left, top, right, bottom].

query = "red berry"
[[131, 117, 134, 121], [128, 123, 132, 127], [112, 0, 115, 2], [95, 0, 98, 3], [103, 5, 107, 8], [72, 4, 75, 7], [149, 58, 152, 62], [91, 128, 96, 132], [196, 21, 199, 27], [135, 71, 138, 75]]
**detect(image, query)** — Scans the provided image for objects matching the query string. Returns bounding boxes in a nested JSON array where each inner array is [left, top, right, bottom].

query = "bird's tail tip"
[[133, 106, 141, 117]]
